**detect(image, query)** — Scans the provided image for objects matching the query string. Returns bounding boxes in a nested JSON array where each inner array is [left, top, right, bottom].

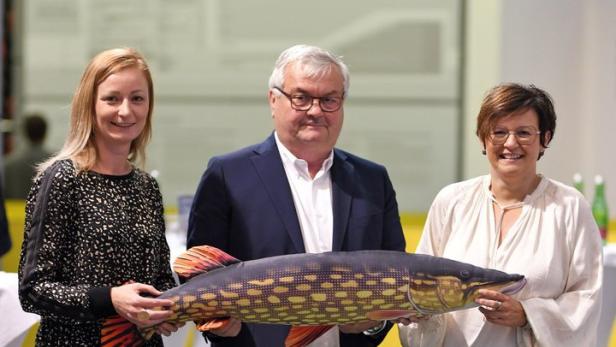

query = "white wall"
[[464, 0, 616, 217]]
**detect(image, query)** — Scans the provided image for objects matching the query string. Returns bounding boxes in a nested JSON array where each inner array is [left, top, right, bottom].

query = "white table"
[[0, 272, 40, 347]]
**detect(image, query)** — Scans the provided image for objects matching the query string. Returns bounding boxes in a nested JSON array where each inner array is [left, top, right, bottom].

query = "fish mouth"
[[501, 276, 526, 295]]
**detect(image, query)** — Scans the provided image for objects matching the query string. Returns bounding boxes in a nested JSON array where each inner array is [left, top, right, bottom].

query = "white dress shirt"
[[275, 132, 340, 346]]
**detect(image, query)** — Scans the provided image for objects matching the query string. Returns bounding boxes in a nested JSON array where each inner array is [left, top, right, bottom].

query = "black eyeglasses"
[[489, 126, 541, 145], [273, 87, 344, 112]]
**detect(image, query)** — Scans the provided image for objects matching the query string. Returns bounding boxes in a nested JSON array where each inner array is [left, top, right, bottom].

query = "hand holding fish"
[[110, 282, 175, 328], [208, 317, 242, 337], [339, 320, 382, 334], [476, 289, 527, 327]]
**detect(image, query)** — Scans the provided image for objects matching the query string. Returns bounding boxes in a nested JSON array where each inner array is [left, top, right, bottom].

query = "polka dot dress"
[[18, 159, 176, 346]]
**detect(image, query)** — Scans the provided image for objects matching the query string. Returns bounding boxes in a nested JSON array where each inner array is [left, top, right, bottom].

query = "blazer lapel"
[[251, 135, 305, 253], [331, 150, 354, 251]]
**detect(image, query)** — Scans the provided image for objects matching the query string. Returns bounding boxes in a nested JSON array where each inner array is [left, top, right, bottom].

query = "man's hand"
[[208, 318, 242, 337], [339, 321, 383, 334]]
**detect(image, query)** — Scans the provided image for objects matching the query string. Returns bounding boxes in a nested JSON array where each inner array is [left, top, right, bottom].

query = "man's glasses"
[[273, 87, 343, 112], [489, 126, 541, 145]]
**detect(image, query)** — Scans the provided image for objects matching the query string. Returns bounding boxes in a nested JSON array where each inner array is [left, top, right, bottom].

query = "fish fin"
[[195, 318, 231, 332], [367, 310, 418, 320], [173, 245, 241, 279], [285, 326, 333, 347], [101, 315, 145, 347]]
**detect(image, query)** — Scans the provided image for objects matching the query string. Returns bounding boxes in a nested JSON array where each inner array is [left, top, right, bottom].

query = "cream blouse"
[[399, 175, 603, 347]]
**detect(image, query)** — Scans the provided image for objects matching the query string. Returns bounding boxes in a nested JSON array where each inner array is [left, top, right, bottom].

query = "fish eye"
[[459, 270, 470, 279]]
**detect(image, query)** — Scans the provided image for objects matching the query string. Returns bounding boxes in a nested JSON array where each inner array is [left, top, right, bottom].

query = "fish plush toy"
[[102, 245, 526, 347]]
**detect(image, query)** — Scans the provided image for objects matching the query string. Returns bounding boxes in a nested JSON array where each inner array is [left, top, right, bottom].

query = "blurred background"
[[1, 0, 615, 346]]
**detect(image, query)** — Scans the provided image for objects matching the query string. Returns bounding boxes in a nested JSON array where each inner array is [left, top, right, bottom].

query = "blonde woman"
[[18, 48, 180, 345]]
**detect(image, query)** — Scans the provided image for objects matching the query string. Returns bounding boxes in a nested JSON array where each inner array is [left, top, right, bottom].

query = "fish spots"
[[344, 306, 358, 311], [207, 300, 218, 307], [341, 280, 358, 288], [371, 299, 385, 305], [247, 288, 262, 296], [296, 284, 311, 291], [254, 308, 268, 313], [219, 290, 239, 299], [330, 274, 342, 280], [248, 279, 274, 286], [382, 289, 396, 296], [201, 293, 216, 300], [288, 296, 306, 304], [304, 275, 317, 281], [228, 283, 243, 289], [279, 276, 294, 283], [311, 293, 327, 302], [236, 299, 251, 306], [267, 296, 281, 304], [183, 295, 197, 304], [273, 286, 289, 293], [381, 278, 397, 285], [341, 300, 354, 305], [366, 280, 377, 286], [321, 282, 334, 289], [354, 274, 364, 279], [325, 307, 339, 313], [398, 285, 409, 292], [334, 291, 348, 298], [356, 290, 372, 298]]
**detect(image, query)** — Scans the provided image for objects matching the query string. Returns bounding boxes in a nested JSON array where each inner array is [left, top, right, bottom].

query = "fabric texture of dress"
[[399, 175, 603, 347], [18, 159, 176, 346]]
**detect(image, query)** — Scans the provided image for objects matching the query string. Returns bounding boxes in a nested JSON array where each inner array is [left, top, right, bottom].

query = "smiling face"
[[268, 62, 345, 157], [484, 109, 548, 180], [94, 67, 149, 154]]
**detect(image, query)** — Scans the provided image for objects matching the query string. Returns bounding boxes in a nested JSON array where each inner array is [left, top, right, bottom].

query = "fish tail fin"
[[285, 326, 333, 347], [173, 245, 241, 280], [101, 315, 145, 347]]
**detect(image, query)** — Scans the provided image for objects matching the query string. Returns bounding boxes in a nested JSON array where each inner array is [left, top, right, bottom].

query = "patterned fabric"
[[18, 159, 175, 346]]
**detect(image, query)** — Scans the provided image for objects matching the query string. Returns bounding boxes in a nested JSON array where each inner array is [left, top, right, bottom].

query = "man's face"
[[268, 63, 345, 156]]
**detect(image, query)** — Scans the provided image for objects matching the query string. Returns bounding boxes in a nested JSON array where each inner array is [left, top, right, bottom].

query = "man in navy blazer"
[[187, 44, 406, 347]]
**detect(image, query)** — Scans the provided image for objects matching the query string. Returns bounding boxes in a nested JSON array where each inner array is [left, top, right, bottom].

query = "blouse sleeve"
[[18, 161, 111, 321], [519, 195, 603, 346], [151, 179, 177, 292]]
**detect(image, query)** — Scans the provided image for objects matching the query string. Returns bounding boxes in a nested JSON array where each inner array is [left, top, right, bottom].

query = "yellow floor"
[[3, 204, 615, 346]]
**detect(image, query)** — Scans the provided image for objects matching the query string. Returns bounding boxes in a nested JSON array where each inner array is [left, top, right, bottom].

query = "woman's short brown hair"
[[476, 83, 556, 151]]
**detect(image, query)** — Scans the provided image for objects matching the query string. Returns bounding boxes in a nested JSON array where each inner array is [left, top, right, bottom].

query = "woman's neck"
[[92, 142, 132, 175], [490, 173, 541, 206]]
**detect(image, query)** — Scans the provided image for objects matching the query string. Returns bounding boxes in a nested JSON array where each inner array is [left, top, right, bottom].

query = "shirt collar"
[[274, 132, 334, 179]]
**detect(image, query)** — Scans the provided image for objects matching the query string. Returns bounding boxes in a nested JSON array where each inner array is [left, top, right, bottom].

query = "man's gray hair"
[[268, 44, 350, 96]]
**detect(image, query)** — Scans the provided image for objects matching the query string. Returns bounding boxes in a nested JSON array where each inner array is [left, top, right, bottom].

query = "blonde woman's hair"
[[37, 47, 154, 176]]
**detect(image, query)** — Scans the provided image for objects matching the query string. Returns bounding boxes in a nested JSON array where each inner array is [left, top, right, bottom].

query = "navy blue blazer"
[[187, 134, 406, 347]]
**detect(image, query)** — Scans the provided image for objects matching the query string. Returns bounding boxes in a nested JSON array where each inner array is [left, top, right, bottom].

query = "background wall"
[[465, 0, 616, 214], [6, 0, 616, 218]]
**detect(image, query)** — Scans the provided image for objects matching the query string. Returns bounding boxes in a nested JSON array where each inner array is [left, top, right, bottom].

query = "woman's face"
[[94, 67, 149, 153], [484, 109, 546, 180]]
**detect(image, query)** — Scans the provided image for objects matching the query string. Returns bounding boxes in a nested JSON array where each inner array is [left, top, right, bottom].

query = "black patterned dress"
[[18, 159, 176, 346]]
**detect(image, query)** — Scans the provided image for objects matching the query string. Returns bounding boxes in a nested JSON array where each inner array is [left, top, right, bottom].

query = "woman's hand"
[[476, 289, 527, 327], [111, 282, 175, 328]]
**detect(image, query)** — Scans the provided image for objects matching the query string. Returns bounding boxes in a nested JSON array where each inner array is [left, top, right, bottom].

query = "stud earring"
[[481, 149, 486, 155]]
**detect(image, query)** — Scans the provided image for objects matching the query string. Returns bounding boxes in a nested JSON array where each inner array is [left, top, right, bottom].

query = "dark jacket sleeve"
[[18, 162, 113, 320]]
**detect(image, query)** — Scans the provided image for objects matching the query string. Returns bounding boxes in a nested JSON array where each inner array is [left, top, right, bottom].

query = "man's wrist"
[[362, 321, 387, 336]]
